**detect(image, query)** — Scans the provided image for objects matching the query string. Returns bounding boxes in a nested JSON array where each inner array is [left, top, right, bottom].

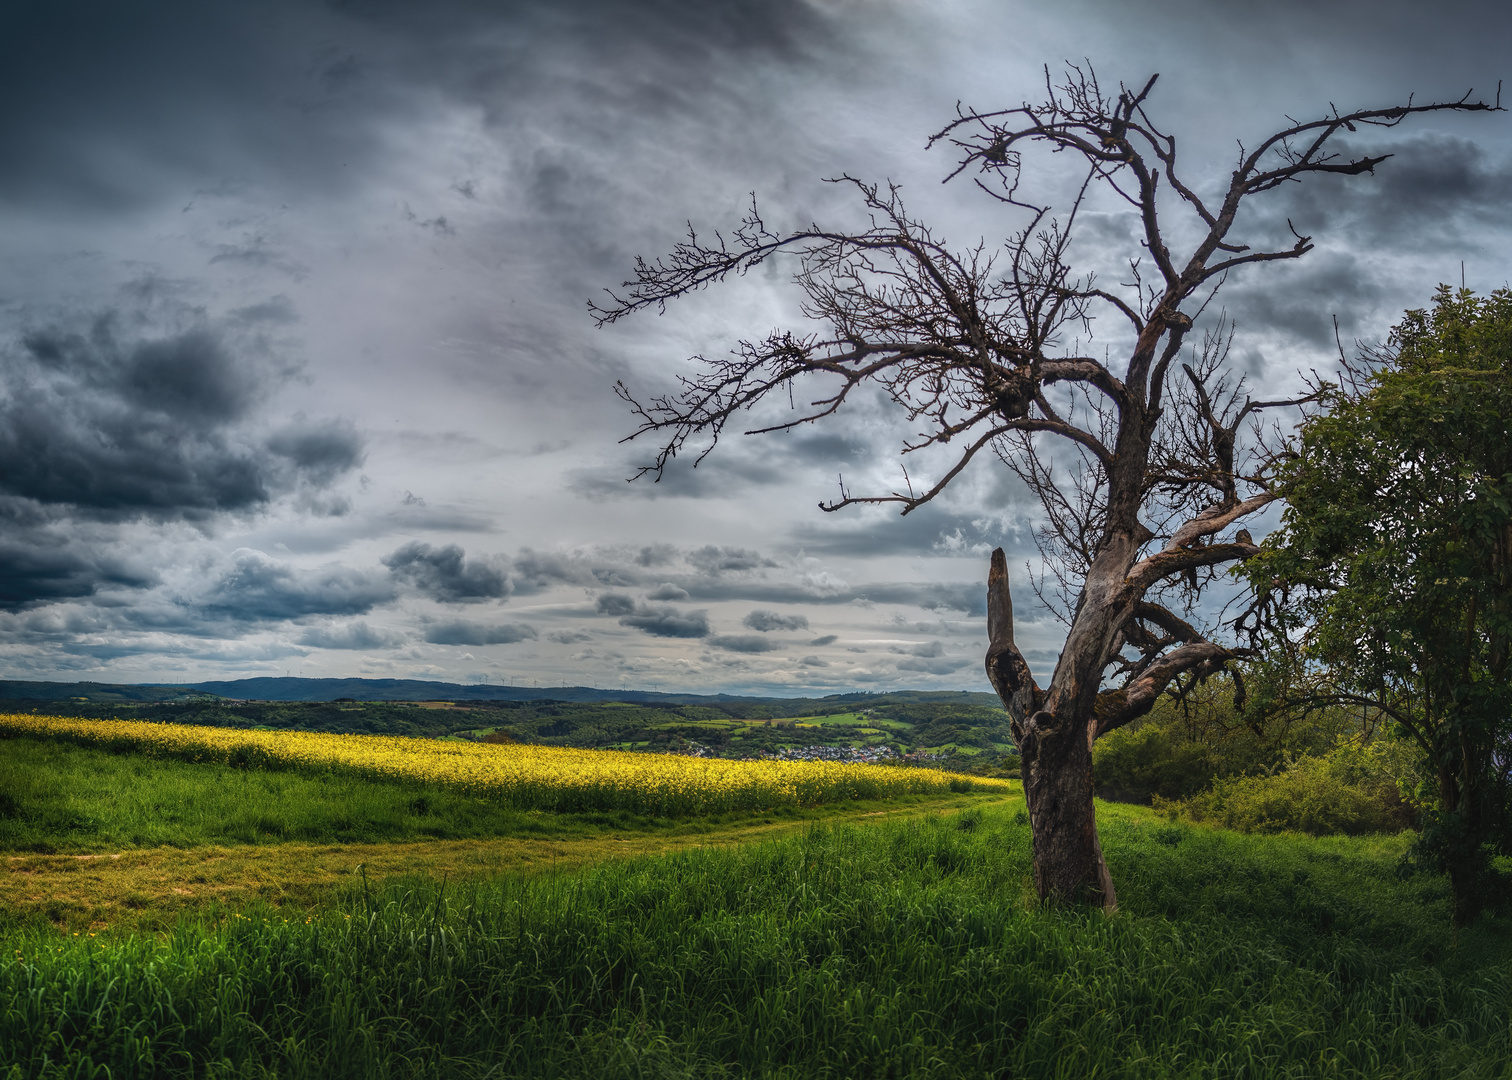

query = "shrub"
[[1092, 670, 1419, 807], [1092, 722, 1216, 803], [1155, 744, 1417, 836]]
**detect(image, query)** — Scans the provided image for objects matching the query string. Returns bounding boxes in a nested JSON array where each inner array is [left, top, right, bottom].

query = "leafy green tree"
[[1244, 286, 1512, 924]]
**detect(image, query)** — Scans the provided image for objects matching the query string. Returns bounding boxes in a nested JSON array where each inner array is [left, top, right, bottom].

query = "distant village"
[[680, 742, 946, 765]]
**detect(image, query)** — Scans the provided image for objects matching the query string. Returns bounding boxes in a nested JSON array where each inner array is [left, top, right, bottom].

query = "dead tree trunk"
[[987, 548, 1113, 905]]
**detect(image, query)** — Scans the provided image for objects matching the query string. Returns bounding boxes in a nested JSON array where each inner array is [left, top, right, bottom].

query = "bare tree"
[[593, 68, 1500, 908]]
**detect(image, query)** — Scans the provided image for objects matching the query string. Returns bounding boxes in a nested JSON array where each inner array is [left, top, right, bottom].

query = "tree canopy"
[[1245, 286, 1512, 924]]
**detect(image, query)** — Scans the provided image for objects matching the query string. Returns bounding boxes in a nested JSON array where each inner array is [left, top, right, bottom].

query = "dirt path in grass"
[[3, 791, 1020, 931]]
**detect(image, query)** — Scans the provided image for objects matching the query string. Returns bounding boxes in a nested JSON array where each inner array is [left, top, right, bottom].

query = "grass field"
[[5, 803, 1509, 1078], [3, 717, 1509, 1078], [0, 729, 1009, 931], [0, 735, 1007, 932], [0, 797, 1004, 935]]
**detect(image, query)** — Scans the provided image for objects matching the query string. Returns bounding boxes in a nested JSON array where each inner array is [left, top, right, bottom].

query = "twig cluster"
[[597, 66, 1500, 739]]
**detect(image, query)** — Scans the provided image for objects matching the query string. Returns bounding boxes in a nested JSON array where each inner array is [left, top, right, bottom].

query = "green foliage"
[[4, 805, 1509, 1078], [1091, 674, 1384, 803], [1248, 285, 1512, 923], [1156, 741, 1417, 836], [1093, 720, 1217, 802], [1095, 675, 1423, 836]]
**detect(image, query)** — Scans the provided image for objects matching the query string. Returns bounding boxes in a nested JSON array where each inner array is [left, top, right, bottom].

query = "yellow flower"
[[0, 713, 1010, 815]]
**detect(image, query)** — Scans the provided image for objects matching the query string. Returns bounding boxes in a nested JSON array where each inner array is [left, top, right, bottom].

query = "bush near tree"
[[1091, 673, 1420, 834], [1152, 741, 1419, 837]]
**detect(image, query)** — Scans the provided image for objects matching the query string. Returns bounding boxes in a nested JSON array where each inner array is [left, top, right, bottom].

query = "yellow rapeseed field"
[[0, 714, 1009, 816]]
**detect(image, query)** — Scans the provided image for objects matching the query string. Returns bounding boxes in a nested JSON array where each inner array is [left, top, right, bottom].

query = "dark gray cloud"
[[544, 628, 592, 644], [0, 0, 835, 217], [647, 582, 690, 601], [513, 549, 602, 591], [1202, 138, 1512, 351], [687, 546, 776, 574], [595, 593, 637, 616], [742, 609, 809, 632], [203, 549, 394, 621], [595, 586, 719, 636], [0, 297, 362, 526], [348, 0, 834, 115], [423, 620, 537, 645], [0, 533, 152, 612], [383, 542, 509, 602], [709, 634, 780, 653], [267, 420, 366, 488], [0, 2, 372, 214], [1261, 134, 1512, 255], [1213, 253, 1391, 351], [636, 545, 678, 567], [617, 604, 710, 639], [809, 634, 838, 646], [297, 621, 406, 650], [898, 641, 946, 659]]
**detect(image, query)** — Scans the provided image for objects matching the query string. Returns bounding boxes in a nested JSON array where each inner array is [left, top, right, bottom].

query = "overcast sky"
[[0, 0, 1507, 694]]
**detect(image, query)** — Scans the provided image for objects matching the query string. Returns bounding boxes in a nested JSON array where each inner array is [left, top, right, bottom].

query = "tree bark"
[[985, 548, 1115, 909]]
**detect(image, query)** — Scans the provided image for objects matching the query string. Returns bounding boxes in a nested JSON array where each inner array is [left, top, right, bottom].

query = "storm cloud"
[[595, 593, 637, 616], [297, 621, 407, 650], [383, 542, 510, 602], [203, 549, 394, 622], [0, 307, 358, 519], [617, 604, 710, 639], [742, 609, 809, 632], [423, 620, 538, 646], [0, 534, 152, 611], [1, 0, 1507, 692]]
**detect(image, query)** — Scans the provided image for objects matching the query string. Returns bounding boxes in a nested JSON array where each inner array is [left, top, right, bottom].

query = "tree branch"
[[820, 424, 1012, 514], [1128, 537, 1264, 594], [1095, 640, 1234, 737], [985, 547, 1043, 739]]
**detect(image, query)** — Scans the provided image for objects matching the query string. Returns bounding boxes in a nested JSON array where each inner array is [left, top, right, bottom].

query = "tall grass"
[[3, 805, 1506, 1079]]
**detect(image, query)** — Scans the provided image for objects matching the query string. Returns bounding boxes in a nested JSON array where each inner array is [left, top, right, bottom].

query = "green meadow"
[[2, 732, 1510, 1078]]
